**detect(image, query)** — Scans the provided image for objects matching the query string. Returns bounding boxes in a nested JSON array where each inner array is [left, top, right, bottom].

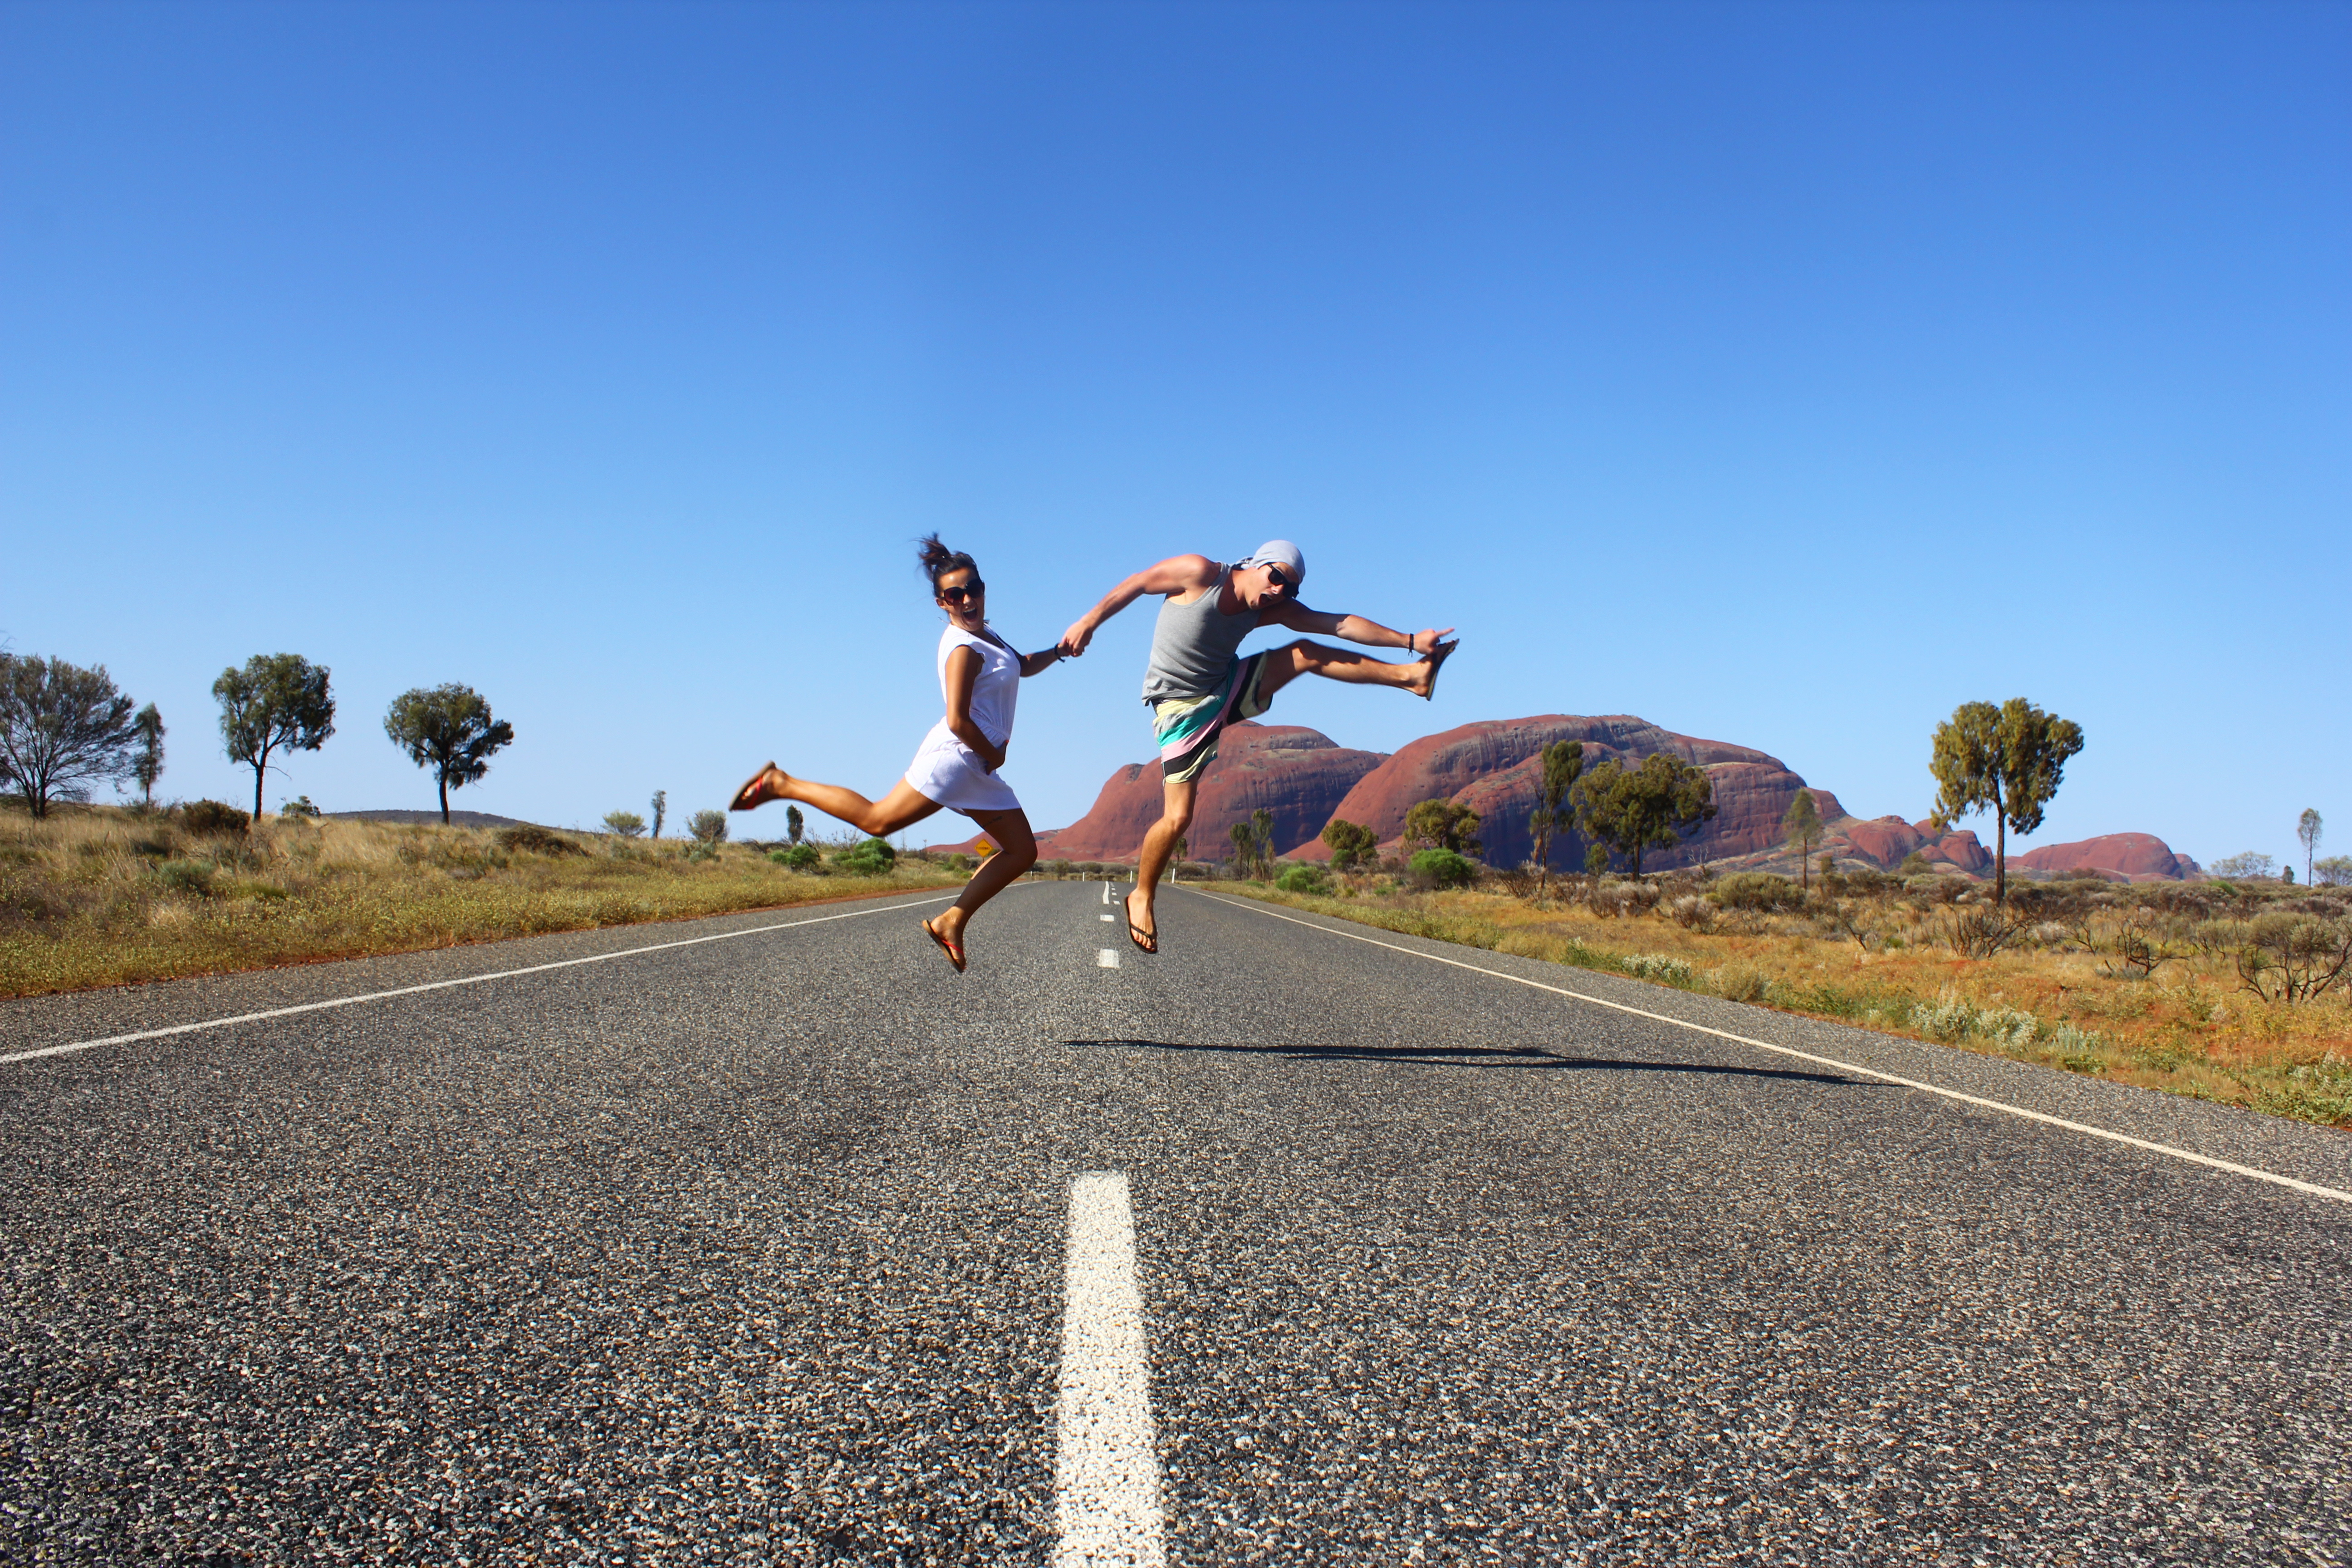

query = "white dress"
[[903, 623, 1024, 814]]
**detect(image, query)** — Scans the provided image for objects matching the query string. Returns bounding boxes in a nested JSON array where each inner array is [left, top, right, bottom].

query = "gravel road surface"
[[3, 881, 2346, 1565]]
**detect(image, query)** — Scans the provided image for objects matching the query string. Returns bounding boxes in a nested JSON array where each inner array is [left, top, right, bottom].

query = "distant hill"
[[972, 711, 2198, 881], [327, 809, 538, 829]]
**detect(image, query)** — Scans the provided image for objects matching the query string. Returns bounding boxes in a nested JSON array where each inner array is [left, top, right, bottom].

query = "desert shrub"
[[1408, 848, 1477, 890], [687, 809, 729, 845], [1709, 872, 1806, 912], [496, 824, 586, 858], [155, 859, 215, 896], [834, 836, 897, 876], [2234, 913, 2352, 1003], [1275, 862, 1333, 896], [1710, 964, 1768, 1003], [1587, 879, 1661, 918], [181, 800, 249, 836], [1666, 894, 1716, 931], [603, 810, 647, 838], [278, 794, 321, 819], [943, 852, 973, 874], [770, 843, 822, 870], [1621, 952, 1694, 987]]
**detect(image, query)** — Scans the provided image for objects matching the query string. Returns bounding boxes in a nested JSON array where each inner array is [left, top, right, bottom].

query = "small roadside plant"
[[603, 810, 646, 838], [1275, 862, 1332, 896], [1408, 848, 1477, 889], [688, 809, 729, 845], [771, 843, 822, 871], [278, 795, 322, 819], [834, 836, 897, 875]]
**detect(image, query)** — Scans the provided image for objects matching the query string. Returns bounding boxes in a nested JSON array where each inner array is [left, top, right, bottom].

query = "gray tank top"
[[1142, 564, 1261, 703]]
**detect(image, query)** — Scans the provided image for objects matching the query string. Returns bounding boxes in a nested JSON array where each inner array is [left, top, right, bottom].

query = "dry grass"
[[1211, 871, 2352, 1130], [0, 805, 963, 999]]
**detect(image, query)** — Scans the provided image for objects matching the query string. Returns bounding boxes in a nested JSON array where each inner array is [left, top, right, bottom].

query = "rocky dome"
[[2013, 832, 2198, 882], [1040, 723, 1387, 861]]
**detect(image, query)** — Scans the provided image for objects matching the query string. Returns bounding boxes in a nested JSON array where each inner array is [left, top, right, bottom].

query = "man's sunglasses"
[[1264, 567, 1294, 594], [939, 580, 985, 603]]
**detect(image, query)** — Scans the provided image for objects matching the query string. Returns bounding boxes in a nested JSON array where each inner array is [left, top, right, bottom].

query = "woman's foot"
[[1410, 639, 1459, 701], [921, 915, 967, 973], [1123, 887, 1158, 954], [729, 763, 789, 811]]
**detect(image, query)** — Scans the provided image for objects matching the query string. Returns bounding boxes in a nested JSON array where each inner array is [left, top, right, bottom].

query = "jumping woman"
[[728, 536, 1064, 971]]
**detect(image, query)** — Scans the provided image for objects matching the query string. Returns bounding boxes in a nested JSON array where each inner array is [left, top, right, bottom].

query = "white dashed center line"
[[1097, 948, 1122, 968], [1053, 1172, 1165, 1568]]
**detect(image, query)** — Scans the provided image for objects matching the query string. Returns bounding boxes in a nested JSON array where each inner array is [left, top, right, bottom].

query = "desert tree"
[[1402, 799, 1483, 859], [383, 683, 514, 826], [1569, 752, 1717, 879], [689, 808, 729, 844], [1320, 817, 1380, 873], [1529, 740, 1584, 899], [650, 789, 667, 840], [130, 703, 166, 808], [1782, 789, 1823, 890], [0, 652, 141, 817], [785, 804, 804, 844], [1228, 808, 1276, 879], [2298, 809, 2323, 887], [603, 810, 646, 838], [1927, 697, 2084, 908], [214, 654, 335, 823]]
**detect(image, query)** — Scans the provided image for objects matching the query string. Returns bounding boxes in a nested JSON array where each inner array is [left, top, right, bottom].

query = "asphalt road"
[[3, 882, 2347, 1565]]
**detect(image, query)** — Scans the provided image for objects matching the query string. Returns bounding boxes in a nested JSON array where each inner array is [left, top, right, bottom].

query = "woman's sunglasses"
[[939, 580, 985, 603]]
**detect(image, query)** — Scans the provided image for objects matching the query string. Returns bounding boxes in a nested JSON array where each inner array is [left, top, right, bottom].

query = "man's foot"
[[729, 764, 789, 812], [1123, 887, 1158, 954], [1411, 639, 1459, 701], [921, 916, 967, 973]]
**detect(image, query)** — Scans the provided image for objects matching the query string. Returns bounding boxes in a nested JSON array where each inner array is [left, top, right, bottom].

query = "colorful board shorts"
[[1152, 651, 1274, 785]]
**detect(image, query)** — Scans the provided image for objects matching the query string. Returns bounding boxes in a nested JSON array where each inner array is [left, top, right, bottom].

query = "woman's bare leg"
[[931, 808, 1038, 947], [735, 765, 943, 838]]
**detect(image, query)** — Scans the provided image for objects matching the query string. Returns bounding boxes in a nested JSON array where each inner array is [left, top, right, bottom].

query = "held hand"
[[1059, 619, 1095, 658], [1409, 627, 1456, 655]]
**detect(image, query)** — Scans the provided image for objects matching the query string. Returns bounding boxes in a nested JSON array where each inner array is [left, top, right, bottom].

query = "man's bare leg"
[[1255, 637, 1456, 700], [931, 807, 1038, 949], [1126, 778, 1196, 951], [730, 764, 942, 838]]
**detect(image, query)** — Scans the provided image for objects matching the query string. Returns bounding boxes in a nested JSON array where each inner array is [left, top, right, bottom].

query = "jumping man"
[[1058, 541, 1455, 953]]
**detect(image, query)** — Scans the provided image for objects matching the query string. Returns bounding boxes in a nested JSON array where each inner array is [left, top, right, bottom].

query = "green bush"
[[156, 859, 215, 896], [770, 843, 822, 871], [687, 809, 729, 845], [1708, 872, 1807, 912], [1275, 862, 1332, 895], [943, 852, 973, 875], [1408, 848, 1477, 889], [833, 836, 897, 876]]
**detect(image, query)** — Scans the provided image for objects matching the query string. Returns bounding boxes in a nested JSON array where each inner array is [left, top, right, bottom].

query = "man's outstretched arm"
[[1059, 554, 1219, 657], [1268, 601, 1455, 655]]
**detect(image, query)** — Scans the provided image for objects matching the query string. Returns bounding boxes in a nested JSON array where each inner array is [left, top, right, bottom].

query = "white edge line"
[[0, 890, 970, 1067], [1189, 889, 2352, 1207]]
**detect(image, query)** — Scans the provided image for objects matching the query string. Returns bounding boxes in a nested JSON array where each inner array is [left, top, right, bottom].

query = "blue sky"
[[5, 1, 2345, 866]]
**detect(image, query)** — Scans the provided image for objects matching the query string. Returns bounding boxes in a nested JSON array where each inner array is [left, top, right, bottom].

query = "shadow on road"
[[1064, 1039, 1858, 1084]]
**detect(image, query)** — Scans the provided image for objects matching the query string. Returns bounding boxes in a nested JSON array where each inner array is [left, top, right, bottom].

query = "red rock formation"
[[1041, 723, 1387, 861], [1290, 715, 1842, 871], [2014, 833, 2195, 881]]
